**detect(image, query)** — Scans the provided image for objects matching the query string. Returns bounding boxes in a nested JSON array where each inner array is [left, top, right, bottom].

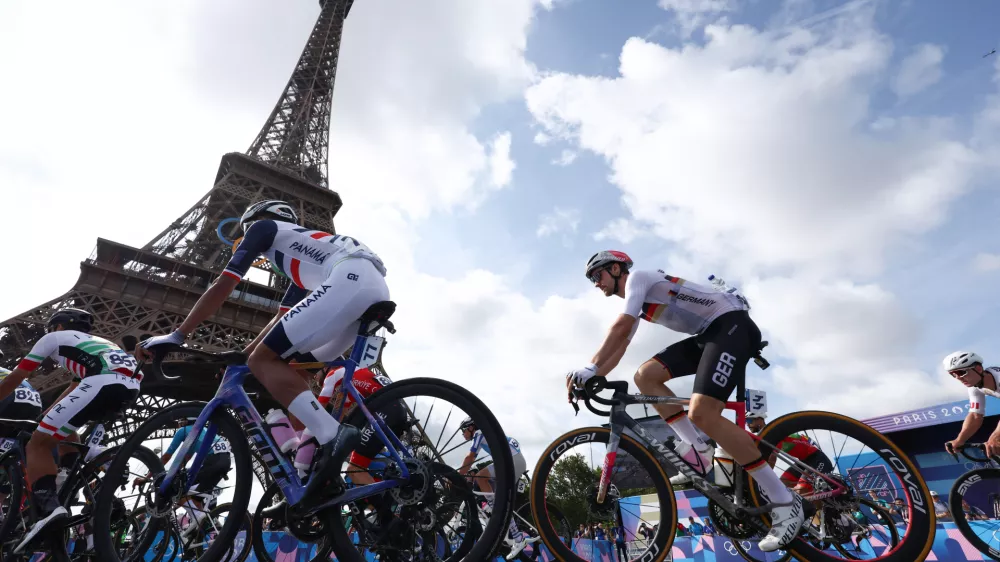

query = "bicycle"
[[0, 415, 158, 561], [92, 300, 517, 562], [947, 442, 1000, 560], [529, 377, 935, 562]]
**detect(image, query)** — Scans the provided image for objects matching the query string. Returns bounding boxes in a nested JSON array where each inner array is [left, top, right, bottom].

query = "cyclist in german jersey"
[[0, 308, 140, 551], [137, 200, 390, 506], [566, 250, 802, 552], [457, 417, 538, 559], [943, 351, 1000, 458]]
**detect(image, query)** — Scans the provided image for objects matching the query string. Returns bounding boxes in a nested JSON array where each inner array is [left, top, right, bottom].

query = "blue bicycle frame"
[[157, 331, 412, 512]]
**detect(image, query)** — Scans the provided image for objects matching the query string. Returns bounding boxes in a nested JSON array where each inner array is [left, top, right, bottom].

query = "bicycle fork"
[[596, 422, 623, 505]]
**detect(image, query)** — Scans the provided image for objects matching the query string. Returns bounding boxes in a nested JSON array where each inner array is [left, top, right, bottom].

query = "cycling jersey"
[[0, 367, 40, 408], [317, 366, 393, 410], [0, 367, 41, 436], [470, 431, 522, 459], [16, 331, 140, 381], [969, 367, 1000, 414], [777, 433, 820, 460], [623, 270, 747, 337], [166, 425, 231, 457]]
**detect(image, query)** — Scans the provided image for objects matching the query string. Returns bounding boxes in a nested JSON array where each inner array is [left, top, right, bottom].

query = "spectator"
[[931, 491, 951, 521], [688, 517, 704, 536], [638, 522, 652, 543], [675, 522, 687, 537], [891, 498, 909, 525], [702, 518, 716, 536], [612, 524, 627, 561], [963, 499, 988, 521], [594, 522, 607, 541], [575, 524, 586, 538]]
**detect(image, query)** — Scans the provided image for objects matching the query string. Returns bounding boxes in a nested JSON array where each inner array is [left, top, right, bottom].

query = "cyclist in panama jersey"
[[137, 200, 390, 508], [0, 308, 140, 552], [566, 250, 803, 552]]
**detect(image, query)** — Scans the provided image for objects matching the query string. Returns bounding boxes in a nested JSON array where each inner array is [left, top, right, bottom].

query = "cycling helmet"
[[459, 417, 476, 431], [47, 308, 93, 333], [586, 250, 633, 295], [746, 412, 765, 420], [943, 351, 983, 372], [240, 200, 299, 233]]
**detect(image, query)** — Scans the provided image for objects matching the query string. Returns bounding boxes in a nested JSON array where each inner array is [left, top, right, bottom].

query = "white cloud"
[[533, 131, 552, 145], [488, 131, 516, 188], [537, 207, 581, 238], [892, 43, 945, 97], [658, 0, 736, 37], [552, 149, 577, 166], [973, 252, 1000, 272], [526, 6, 996, 415], [594, 218, 648, 244]]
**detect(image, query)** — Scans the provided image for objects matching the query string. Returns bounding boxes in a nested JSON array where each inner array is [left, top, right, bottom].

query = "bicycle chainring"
[[386, 458, 432, 506], [707, 493, 761, 540]]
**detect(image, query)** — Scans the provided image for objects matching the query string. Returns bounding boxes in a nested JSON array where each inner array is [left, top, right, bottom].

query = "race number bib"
[[211, 439, 232, 455], [102, 350, 138, 375], [14, 387, 41, 408], [0, 438, 14, 453], [745, 389, 767, 418], [508, 437, 521, 455]]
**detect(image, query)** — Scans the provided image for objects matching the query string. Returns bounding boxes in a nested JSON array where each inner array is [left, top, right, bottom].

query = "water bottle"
[[707, 275, 750, 310], [713, 446, 735, 487], [265, 409, 300, 454], [294, 428, 318, 478]]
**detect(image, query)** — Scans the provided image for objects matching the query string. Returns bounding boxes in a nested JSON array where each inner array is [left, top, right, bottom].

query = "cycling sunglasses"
[[588, 267, 608, 284], [949, 368, 973, 379]]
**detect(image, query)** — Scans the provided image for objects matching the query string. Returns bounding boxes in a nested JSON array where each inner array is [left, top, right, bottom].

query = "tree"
[[545, 453, 598, 528]]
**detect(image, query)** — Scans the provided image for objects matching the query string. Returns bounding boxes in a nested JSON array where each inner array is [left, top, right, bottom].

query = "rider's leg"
[[634, 338, 711, 453]]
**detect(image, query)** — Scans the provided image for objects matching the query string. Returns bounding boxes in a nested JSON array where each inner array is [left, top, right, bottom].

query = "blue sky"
[[3, 0, 1000, 465]]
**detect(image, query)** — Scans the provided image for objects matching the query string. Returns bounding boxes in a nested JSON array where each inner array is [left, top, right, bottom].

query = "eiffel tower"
[[0, 0, 383, 483]]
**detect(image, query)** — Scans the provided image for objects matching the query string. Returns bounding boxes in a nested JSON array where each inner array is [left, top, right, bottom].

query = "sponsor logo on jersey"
[[289, 241, 332, 264], [285, 284, 333, 319]]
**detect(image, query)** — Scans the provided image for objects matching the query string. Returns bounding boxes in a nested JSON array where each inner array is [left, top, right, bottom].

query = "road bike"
[[92, 300, 516, 562], [948, 442, 1000, 560], [529, 376, 935, 562]]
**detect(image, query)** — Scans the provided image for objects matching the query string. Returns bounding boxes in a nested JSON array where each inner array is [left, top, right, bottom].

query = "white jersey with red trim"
[[16, 330, 140, 381], [223, 220, 386, 308], [623, 269, 748, 337], [968, 367, 1000, 414], [317, 366, 393, 410]]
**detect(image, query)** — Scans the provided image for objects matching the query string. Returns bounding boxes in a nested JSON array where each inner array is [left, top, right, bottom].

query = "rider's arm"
[[244, 284, 309, 354], [458, 451, 477, 475], [596, 339, 629, 377], [953, 411, 984, 446], [590, 314, 637, 374], [0, 333, 59, 401], [177, 220, 278, 336]]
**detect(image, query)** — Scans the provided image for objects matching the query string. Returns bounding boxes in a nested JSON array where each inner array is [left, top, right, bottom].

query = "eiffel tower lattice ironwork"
[[0, 0, 367, 486]]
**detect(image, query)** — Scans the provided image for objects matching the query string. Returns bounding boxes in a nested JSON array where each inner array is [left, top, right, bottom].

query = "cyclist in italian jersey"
[[0, 308, 140, 551], [748, 414, 831, 493], [137, 200, 390, 506], [567, 250, 803, 552], [458, 417, 538, 559], [943, 351, 1000, 458]]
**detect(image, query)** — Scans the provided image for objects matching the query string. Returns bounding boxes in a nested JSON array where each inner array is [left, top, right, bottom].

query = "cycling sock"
[[508, 518, 521, 540], [288, 390, 339, 444], [744, 457, 793, 504], [665, 412, 711, 451]]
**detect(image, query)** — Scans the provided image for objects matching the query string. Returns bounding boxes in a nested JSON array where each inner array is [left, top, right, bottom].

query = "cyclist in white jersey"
[[457, 417, 538, 559], [0, 308, 141, 552], [943, 351, 1000, 458], [137, 200, 389, 505], [566, 250, 803, 552]]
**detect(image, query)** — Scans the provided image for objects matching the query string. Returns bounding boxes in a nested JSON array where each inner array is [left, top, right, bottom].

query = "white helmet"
[[240, 200, 299, 233], [943, 351, 983, 371]]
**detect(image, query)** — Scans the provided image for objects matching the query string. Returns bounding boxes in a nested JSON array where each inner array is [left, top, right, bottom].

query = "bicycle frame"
[[158, 331, 412, 512]]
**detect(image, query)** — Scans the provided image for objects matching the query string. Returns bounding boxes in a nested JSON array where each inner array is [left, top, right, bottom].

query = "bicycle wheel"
[[93, 402, 253, 562], [530, 427, 677, 562], [0, 453, 24, 551], [330, 377, 515, 562], [750, 411, 935, 562], [950, 467, 1000, 560], [252, 481, 334, 562], [513, 500, 571, 561]]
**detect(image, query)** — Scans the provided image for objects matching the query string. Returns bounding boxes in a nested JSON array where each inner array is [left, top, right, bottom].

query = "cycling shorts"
[[780, 450, 833, 493], [263, 257, 390, 363], [651, 310, 762, 403], [485, 452, 527, 486], [190, 452, 231, 497], [0, 391, 42, 439], [349, 399, 408, 467], [37, 374, 140, 440]]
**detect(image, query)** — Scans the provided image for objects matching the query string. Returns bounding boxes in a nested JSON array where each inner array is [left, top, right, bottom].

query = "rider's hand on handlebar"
[[945, 440, 963, 454], [566, 364, 597, 392], [986, 434, 1000, 458], [135, 330, 186, 361]]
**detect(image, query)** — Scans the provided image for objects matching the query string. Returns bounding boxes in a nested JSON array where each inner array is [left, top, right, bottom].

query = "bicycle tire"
[[121, 506, 172, 562], [732, 536, 792, 562], [93, 402, 253, 562], [251, 481, 334, 562], [950, 466, 1000, 561], [206, 502, 251, 562], [330, 377, 516, 562], [832, 497, 900, 560], [530, 426, 677, 562], [750, 411, 935, 562], [0, 453, 24, 549], [513, 500, 571, 561]]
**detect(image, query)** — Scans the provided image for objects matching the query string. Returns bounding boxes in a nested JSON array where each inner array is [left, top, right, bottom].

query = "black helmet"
[[240, 200, 299, 233], [47, 308, 93, 333]]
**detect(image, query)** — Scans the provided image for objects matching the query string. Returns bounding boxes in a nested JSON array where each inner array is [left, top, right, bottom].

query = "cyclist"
[[457, 417, 538, 560], [567, 251, 802, 552], [0, 308, 140, 552], [747, 413, 831, 494], [137, 200, 389, 506], [0, 350, 42, 506], [943, 351, 1000, 457]]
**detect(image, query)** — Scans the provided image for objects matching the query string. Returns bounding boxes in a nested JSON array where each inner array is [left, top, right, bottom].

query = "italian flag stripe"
[[16, 358, 40, 371], [39, 421, 58, 433], [26, 354, 44, 361]]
